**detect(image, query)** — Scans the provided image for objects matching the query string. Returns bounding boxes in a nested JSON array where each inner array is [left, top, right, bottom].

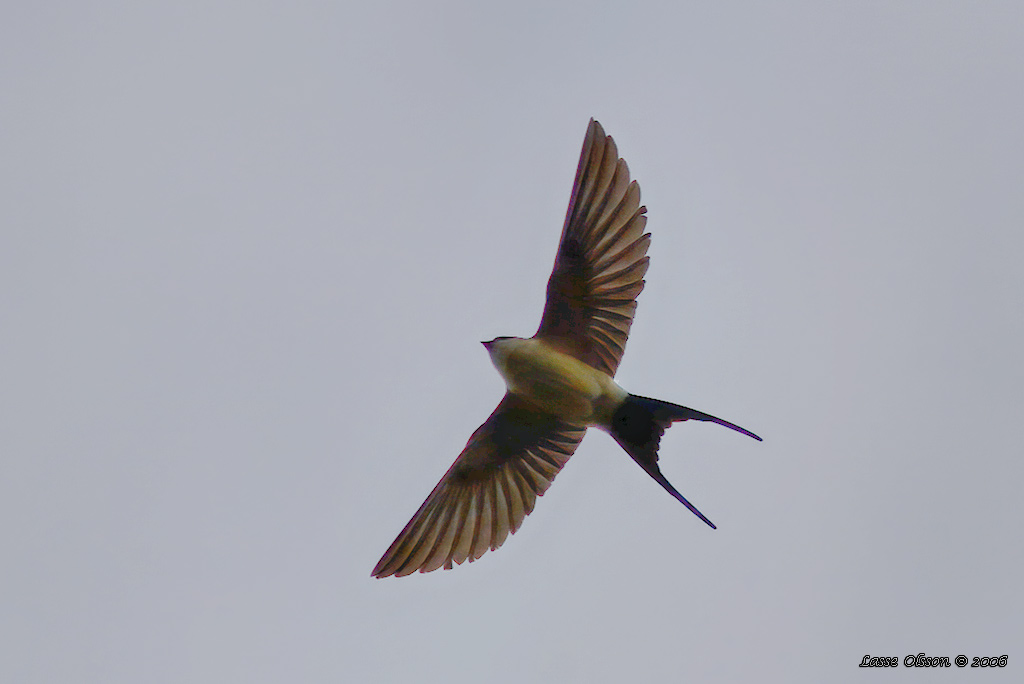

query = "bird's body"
[[372, 119, 761, 578], [484, 337, 627, 426]]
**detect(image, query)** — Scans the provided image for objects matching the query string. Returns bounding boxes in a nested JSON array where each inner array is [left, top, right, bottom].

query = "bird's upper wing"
[[535, 119, 651, 377], [372, 394, 586, 577]]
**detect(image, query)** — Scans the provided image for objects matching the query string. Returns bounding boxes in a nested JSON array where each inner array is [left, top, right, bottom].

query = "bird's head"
[[481, 336, 520, 371]]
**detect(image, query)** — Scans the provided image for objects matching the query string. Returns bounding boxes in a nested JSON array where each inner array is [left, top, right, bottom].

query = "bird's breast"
[[496, 339, 626, 425]]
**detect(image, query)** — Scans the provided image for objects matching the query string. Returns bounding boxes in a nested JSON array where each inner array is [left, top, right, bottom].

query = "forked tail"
[[608, 394, 762, 528]]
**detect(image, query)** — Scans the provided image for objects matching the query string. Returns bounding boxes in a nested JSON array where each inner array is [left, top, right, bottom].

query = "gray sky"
[[3, 2, 1022, 682]]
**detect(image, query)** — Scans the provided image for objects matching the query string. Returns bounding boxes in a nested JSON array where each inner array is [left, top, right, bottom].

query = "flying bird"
[[372, 119, 761, 578]]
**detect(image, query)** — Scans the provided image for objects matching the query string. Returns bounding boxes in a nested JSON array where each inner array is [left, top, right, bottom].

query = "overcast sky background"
[[3, 2, 1023, 682]]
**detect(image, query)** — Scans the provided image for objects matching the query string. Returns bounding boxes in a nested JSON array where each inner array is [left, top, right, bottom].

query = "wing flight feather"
[[372, 394, 586, 577], [536, 119, 651, 376]]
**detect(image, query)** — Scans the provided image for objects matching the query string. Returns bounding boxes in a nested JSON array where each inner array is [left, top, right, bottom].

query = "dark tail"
[[608, 395, 762, 529]]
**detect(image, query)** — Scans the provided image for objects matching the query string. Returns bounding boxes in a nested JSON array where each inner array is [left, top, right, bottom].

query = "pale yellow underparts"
[[486, 337, 628, 427]]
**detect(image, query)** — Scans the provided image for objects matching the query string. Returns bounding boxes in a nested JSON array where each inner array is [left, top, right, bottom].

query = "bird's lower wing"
[[372, 394, 586, 578]]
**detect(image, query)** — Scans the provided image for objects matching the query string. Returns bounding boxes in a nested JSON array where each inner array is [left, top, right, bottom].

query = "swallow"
[[372, 119, 761, 578]]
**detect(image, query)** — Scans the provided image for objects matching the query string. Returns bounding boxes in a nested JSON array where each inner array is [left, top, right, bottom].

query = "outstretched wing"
[[372, 394, 586, 577], [535, 119, 651, 377]]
